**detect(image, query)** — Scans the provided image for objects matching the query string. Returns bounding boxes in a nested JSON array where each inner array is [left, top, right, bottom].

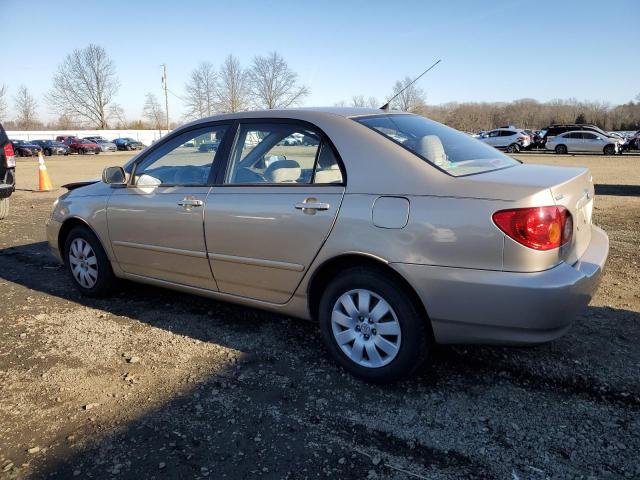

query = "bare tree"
[[350, 95, 367, 107], [184, 62, 217, 119], [215, 54, 250, 113], [14, 85, 39, 129], [248, 52, 308, 109], [142, 93, 165, 132], [0, 84, 7, 121], [47, 44, 119, 128], [389, 77, 426, 113], [108, 103, 128, 129]]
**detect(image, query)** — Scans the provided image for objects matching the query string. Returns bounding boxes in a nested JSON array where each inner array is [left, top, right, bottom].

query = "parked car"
[[0, 123, 16, 219], [63, 137, 100, 155], [539, 124, 616, 147], [620, 131, 640, 153], [197, 140, 220, 152], [10, 139, 43, 157], [113, 138, 145, 151], [47, 108, 609, 383], [55, 135, 75, 143], [545, 131, 620, 155], [31, 140, 70, 156], [477, 128, 531, 152], [84, 138, 116, 152]]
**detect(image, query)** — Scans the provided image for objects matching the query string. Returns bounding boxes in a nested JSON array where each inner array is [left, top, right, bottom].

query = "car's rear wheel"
[[64, 225, 116, 297], [0, 197, 9, 219], [319, 267, 429, 383], [506, 143, 520, 153], [603, 144, 615, 156], [555, 144, 568, 154]]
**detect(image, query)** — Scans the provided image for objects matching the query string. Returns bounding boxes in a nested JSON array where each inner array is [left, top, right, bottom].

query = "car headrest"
[[418, 135, 447, 167], [264, 159, 301, 183]]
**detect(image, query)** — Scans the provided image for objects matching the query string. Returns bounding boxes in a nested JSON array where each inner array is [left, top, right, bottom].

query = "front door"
[[204, 121, 345, 303], [107, 123, 230, 290]]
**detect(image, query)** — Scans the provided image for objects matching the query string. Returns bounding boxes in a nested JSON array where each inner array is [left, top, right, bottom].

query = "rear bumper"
[[391, 225, 609, 345]]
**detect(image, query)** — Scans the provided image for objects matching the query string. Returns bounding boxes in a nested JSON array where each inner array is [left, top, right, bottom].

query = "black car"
[[10, 139, 43, 157], [113, 137, 146, 151], [31, 139, 70, 156], [197, 140, 220, 152], [540, 124, 611, 147], [1, 123, 16, 219]]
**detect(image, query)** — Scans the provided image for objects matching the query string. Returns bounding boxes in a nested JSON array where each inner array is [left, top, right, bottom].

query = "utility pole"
[[161, 64, 169, 134]]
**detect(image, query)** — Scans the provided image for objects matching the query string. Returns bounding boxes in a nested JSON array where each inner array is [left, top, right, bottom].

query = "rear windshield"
[[355, 114, 518, 177]]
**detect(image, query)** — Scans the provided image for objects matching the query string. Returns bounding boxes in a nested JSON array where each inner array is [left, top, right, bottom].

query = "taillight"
[[3, 143, 16, 168], [493, 206, 572, 251]]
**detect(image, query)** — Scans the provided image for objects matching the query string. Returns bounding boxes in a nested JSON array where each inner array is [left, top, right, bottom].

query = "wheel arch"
[[307, 253, 433, 337], [58, 217, 105, 265]]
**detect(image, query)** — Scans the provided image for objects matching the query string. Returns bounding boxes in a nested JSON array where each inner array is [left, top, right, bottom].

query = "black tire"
[[603, 144, 615, 156], [555, 144, 567, 155], [0, 197, 9, 220], [64, 225, 117, 297], [319, 267, 430, 383], [44, 148, 52, 156], [506, 143, 520, 153]]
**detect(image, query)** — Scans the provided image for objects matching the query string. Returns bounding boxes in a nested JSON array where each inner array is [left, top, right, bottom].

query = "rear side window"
[[225, 123, 343, 185], [355, 114, 518, 177]]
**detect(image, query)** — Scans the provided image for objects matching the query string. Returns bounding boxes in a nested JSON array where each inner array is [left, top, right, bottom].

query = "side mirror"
[[102, 166, 126, 186]]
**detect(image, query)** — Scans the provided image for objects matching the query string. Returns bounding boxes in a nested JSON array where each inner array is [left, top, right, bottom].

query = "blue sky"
[[2, 0, 638, 122]]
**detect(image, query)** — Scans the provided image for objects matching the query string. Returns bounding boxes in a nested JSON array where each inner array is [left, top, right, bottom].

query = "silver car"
[[46, 108, 609, 383], [477, 128, 531, 153], [545, 130, 620, 155]]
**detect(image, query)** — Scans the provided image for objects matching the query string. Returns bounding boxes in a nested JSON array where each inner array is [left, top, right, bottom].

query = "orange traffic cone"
[[37, 152, 53, 192]]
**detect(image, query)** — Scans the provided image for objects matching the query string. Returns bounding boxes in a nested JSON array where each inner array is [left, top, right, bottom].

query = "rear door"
[[107, 123, 231, 290], [564, 132, 583, 151], [204, 120, 345, 303]]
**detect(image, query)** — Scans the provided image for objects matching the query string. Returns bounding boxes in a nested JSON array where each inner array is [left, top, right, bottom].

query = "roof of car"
[[185, 107, 406, 128]]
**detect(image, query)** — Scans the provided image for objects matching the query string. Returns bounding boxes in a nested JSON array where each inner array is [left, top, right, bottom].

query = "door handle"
[[295, 197, 330, 214], [177, 197, 204, 210]]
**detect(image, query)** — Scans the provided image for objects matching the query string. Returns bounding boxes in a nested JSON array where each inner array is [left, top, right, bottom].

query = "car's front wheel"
[[64, 225, 116, 297], [319, 267, 429, 383]]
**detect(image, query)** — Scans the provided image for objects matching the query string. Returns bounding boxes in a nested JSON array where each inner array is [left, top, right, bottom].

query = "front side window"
[[225, 123, 342, 185], [133, 125, 227, 186], [583, 133, 597, 140], [356, 114, 518, 177]]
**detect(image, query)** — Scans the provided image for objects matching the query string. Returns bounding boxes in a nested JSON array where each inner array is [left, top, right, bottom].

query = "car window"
[[356, 114, 518, 177], [488, 130, 500, 137], [225, 123, 323, 185], [501, 130, 515, 136], [133, 125, 228, 187], [583, 133, 597, 140]]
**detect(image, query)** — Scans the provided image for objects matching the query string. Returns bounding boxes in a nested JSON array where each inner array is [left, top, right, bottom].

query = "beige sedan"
[[46, 108, 609, 383]]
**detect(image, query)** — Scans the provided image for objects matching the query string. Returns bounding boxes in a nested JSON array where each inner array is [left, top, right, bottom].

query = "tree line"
[[0, 44, 638, 133]]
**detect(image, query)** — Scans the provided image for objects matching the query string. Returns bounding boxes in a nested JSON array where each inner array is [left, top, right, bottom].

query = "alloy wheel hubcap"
[[331, 289, 401, 368], [68, 238, 98, 288]]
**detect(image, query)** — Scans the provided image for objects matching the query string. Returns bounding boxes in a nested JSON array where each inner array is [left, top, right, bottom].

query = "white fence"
[[6, 130, 169, 147]]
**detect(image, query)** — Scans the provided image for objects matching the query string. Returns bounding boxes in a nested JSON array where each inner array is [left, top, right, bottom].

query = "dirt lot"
[[0, 151, 638, 479]]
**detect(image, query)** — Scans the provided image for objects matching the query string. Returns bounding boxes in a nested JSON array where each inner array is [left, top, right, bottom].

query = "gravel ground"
[[0, 152, 638, 479]]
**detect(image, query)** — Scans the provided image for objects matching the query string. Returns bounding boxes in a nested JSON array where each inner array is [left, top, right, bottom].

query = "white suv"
[[478, 128, 530, 153]]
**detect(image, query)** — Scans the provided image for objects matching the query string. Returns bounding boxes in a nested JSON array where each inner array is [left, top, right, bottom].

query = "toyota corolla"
[[46, 108, 609, 383]]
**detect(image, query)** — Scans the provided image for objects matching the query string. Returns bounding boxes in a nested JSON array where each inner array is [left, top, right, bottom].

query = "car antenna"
[[380, 59, 441, 111]]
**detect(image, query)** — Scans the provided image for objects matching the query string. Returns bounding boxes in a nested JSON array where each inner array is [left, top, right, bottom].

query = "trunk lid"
[[549, 167, 594, 264], [457, 163, 594, 265]]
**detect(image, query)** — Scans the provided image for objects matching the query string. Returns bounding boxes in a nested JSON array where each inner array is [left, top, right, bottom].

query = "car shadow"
[[594, 184, 640, 197], [1, 241, 639, 478]]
